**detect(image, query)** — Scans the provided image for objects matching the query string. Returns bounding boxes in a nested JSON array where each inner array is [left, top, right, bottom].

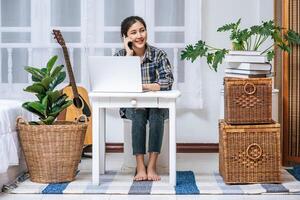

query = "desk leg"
[[169, 101, 176, 187], [99, 108, 106, 174], [92, 105, 100, 185]]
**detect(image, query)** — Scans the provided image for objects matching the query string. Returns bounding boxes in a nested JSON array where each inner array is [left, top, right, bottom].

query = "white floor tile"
[[174, 195, 300, 200], [109, 195, 177, 200], [41, 194, 110, 200], [0, 193, 43, 200]]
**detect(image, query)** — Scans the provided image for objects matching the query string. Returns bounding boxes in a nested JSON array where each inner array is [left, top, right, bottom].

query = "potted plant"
[[181, 19, 300, 71], [17, 55, 88, 183]]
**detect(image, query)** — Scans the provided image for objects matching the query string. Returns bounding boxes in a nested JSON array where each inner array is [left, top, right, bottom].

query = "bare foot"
[[134, 165, 148, 181], [147, 166, 161, 181]]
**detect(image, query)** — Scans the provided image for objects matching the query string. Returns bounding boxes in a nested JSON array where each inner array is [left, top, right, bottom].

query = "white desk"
[[89, 90, 181, 187]]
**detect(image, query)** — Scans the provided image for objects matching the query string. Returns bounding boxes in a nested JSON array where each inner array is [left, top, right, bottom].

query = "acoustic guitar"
[[52, 29, 92, 146]]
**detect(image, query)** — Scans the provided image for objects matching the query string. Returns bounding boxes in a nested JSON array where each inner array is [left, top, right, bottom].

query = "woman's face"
[[126, 21, 147, 49]]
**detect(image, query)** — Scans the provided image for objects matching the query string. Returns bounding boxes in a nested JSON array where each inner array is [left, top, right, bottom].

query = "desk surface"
[[89, 90, 181, 98]]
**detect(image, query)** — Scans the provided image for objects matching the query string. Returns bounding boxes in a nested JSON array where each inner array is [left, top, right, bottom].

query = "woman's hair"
[[121, 16, 147, 37]]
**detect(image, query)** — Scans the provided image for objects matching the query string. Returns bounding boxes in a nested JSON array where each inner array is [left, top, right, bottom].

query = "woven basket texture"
[[17, 121, 87, 183], [224, 77, 272, 124], [219, 120, 281, 184]]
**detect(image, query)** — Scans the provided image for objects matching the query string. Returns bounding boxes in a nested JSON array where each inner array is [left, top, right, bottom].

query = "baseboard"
[[104, 143, 219, 153]]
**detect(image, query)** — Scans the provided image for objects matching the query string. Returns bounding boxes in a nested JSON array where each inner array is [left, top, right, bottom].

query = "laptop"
[[88, 56, 143, 92]]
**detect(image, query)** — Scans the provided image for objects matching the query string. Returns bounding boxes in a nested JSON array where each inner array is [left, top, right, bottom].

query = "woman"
[[115, 16, 174, 181]]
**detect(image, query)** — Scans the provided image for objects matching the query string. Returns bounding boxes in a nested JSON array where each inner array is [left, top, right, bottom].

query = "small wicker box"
[[219, 120, 281, 184], [224, 77, 272, 124]]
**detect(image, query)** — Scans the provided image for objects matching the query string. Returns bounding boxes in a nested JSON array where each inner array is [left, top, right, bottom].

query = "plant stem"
[[248, 37, 252, 51], [254, 35, 262, 50], [260, 44, 275, 54], [253, 34, 259, 50], [256, 36, 268, 51], [205, 44, 225, 51]]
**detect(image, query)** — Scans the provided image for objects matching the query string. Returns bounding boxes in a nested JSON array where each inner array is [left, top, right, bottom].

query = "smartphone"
[[123, 34, 133, 50], [127, 41, 133, 50]]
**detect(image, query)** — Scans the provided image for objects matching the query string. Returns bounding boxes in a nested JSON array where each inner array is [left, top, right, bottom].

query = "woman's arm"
[[142, 83, 160, 91], [156, 53, 174, 91]]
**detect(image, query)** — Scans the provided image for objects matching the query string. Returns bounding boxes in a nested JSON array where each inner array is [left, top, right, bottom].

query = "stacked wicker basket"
[[219, 77, 281, 184]]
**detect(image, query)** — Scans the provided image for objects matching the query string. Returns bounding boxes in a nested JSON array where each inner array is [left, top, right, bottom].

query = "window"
[[0, 0, 203, 108]]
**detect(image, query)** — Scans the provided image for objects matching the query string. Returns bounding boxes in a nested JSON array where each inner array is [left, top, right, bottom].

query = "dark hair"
[[120, 16, 147, 37]]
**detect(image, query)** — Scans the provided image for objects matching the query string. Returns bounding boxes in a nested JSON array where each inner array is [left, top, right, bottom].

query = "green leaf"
[[22, 102, 45, 119], [41, 68, 47, 76], [50, 65, 64, 79], [28, 102, 46, 116], [181, 41, 209, 62], [24, 83, 46, 94], [41, 116, 56, 125], [266, 50, 275, 61], [46, 90, 61, 105], [211, 49, 227, 72], [40, 76, 53, 90], [217, 18, 241, 32], [278, 43, 291, 53], [35, 94, 44, 102], [206, 53, 214, 65], [285, 30, 300, 45], [47, 55, 58, 75], [50, 71, 66, 90], [42, 95, 50, 115], [22, 102, 46, 119], [50, 100, 72, 116], [24, 67, 44, 82], [52, 94, 70, 108]]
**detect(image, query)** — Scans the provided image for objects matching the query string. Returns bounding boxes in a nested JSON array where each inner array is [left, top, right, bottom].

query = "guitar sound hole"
[[73, 97, 83, 108]]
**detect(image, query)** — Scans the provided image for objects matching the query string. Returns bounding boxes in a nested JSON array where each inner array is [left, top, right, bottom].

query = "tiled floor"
[[1, 153, 299, 200]]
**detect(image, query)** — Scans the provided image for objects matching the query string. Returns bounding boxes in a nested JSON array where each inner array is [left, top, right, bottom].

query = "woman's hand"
[[123, 35, 134, 56], [142, 83, 160, 91]]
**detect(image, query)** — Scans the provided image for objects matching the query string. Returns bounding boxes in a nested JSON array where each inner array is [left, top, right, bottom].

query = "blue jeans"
[[125, 108, 169, 155]]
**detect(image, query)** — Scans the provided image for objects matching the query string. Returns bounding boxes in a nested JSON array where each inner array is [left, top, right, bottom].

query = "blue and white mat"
[[3, 170, 300, 195]]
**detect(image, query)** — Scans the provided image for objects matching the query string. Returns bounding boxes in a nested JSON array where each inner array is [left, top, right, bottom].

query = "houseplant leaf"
[[27, 102, 46, 117], [46, 90, 61, 105], [41, 116, 56, 125], [50, 65, 64, 79], [181, 19, 300, 71], [46, 55, 58, 75], [50, 71, 66, 91], [22, 102, 45, 119], [50, 100, 72, 116], [24, 83, 46, 94], [22, 56, 72, 125], [24, 67, 44, 82], [41, 77, 54, 90]]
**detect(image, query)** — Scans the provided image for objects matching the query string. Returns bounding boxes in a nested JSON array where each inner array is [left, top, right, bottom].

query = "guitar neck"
[[62, 46, 79, 98]]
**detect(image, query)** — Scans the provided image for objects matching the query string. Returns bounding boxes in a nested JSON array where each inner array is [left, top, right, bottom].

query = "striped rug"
[[3, 170, 300, 195]]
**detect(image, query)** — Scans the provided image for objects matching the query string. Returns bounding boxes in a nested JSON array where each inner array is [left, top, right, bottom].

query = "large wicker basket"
[[219, 120, 281, 184], [224, 77, 272, 124], [17, 119, 87, 183]]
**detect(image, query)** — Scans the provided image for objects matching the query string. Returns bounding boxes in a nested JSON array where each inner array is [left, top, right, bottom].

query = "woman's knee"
[[149, 108, 168, 121], [126, 108, 148, 124]]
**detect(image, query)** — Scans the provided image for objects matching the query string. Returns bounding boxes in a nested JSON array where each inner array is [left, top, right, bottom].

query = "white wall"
[[106, 0, 274, 143]]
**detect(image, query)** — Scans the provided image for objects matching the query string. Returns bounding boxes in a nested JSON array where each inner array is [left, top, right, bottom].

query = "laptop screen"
[[88, 56, 143, 93]]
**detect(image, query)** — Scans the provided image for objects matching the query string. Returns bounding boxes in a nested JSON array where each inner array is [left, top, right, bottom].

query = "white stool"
[[121, 119, 169, 173]]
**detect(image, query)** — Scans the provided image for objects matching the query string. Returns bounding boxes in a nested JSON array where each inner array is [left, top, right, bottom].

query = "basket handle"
[[16, 116, 29, 126], [246, 143, 262, 160], [243, 82, 256, 95], [77, 114, 87, 123]]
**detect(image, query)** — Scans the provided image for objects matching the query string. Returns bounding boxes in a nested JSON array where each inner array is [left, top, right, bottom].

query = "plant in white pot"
[[17, 55, 87, 183], [181, 19, 300, 71]]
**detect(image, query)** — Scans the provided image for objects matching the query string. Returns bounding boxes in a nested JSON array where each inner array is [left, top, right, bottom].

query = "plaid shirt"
[[114, 44, 174, 91], [115, 44, 174, 118]]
